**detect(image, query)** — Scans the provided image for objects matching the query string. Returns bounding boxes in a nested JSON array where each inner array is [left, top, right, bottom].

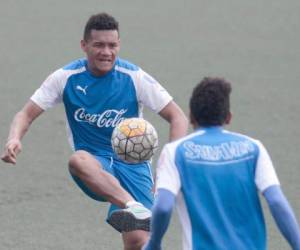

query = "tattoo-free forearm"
[[7, 101, 44, 141], [264, 185, 300, 250], [8, 111, 33, 141]]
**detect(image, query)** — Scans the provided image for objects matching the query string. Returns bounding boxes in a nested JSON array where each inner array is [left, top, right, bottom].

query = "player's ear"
[[116, 38, 121, 52], [225, 111, 232, 125], [189, 111, 198, 129], [80, 39, 87, 53]]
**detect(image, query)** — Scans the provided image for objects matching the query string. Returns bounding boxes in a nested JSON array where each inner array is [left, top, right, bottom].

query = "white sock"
[[125, 200, 142, 208]]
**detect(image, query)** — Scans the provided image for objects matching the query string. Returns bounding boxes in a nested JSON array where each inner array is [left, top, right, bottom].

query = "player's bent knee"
[[68, 150, 92, 175], [123, 231, 148, 250], [124, 240, 145, 250]]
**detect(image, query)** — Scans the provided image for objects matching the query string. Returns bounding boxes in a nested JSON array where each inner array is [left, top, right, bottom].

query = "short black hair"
[[83, 13, 119, 41], [189, 77, 232, 126]]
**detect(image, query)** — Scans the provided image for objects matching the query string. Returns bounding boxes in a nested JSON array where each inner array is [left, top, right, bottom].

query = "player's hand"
[[1, 139, 22, 164]]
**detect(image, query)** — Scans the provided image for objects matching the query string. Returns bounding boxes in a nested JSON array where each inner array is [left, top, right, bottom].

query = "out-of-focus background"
[[0, 0, 299, 249]]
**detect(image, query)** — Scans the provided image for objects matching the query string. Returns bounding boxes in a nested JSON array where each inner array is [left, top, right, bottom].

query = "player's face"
[[81, 29, 120, 76]]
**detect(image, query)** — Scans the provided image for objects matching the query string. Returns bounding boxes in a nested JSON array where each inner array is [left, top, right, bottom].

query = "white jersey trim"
[[65, 119, 75, 151], [176, 191, 193, 250], [155, 130, 206, 195], [115, 66, 173, 113], [224, 130, 280, 192], [30, 67, 86, 110], [253, 139, 280, 192], [30, 67, 86, 150]]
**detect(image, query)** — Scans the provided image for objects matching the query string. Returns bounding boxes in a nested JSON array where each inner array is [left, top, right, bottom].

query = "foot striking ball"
[[111, 118, 158, 163]]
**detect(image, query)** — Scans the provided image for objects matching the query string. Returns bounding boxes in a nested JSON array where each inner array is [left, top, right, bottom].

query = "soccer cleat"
[[108, 203, 152, 232]]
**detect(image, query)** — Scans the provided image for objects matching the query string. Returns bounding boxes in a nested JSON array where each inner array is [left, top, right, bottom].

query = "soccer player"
[[1, 13, 188, 250], [143, 77, 300, 250]]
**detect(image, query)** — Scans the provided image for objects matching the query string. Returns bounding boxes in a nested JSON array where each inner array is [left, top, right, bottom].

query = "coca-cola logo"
[[74, 108, 127, 128]]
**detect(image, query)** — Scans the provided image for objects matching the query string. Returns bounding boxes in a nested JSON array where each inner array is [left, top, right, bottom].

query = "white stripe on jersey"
[[65, 119, 75, 151], [176, 191, 193, 250], [115, 65, 172, 113], [31, 67, 86, 110], [155, 130, 206, 195], [223, 130, 280, 192], [254, 140, 280, 192]]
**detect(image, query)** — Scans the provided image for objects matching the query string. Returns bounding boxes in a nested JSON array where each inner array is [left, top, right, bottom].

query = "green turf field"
[[0, 1, 299, 249]]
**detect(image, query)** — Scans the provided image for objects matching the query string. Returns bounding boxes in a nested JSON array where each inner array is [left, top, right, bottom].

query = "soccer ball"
[[111, 118, 158, 163]]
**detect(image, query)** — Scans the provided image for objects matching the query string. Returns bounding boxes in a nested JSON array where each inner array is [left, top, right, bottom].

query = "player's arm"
[[144, 144, 180, 250], [135, 69, 188, 141], [255, 140, 300, 249], [1, 100, 44, 164], [153, 101, 187, 191], [263, 185, 300, 249], [143, 188, 176, 250], [159, 100, 188, 141]]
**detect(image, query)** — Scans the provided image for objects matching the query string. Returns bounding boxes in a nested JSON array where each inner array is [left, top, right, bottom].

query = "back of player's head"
[[83, 13, 119, 41], [189, 77, 232, 127]]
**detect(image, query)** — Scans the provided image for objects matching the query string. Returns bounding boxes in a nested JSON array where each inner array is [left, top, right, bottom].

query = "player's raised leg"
[[68, 150, 152, 233], [68, 150, 133, 208], [108, 201, 151, 232], [122, 230, 149, 250]]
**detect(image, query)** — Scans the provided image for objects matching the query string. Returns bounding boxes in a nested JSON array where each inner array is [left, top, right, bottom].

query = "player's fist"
[[1, 139, 22, 164]]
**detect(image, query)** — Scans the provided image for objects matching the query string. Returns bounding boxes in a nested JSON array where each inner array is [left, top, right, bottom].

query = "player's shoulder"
[[223, 129, 261, 144], [114, 58, 158, 85], [167, 128, 262, 150], [222, 129, 269, 154], [62, 58, 87, 71], [115, 57, 140, 72], [164, 130, 206, 153], [49, 58, 87, 80]]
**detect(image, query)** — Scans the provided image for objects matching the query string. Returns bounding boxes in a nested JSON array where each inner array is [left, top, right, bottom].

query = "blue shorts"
[[70, 155, 154, 219]]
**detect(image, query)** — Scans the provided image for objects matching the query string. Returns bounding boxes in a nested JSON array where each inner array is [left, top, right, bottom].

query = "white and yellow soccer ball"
[[111, 118, 158, 163]]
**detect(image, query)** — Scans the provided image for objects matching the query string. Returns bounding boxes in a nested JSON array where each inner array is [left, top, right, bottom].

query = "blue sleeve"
[[263, 185, 300, 250], [143, 188, 176, 250]]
